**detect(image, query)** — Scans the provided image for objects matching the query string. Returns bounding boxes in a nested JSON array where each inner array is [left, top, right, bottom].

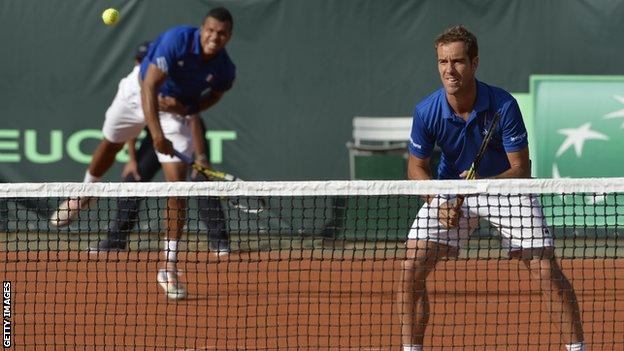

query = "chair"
[[345, 116, 412, 179]]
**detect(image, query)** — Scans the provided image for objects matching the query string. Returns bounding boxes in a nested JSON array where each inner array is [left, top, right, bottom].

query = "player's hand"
[[192, 155, 211, 180], [436, 199, 463, 228], [459, 170, 480, 179], [121, 160, 141, 181], [153, 135, 174, 156], [158, 95, 188, 116]]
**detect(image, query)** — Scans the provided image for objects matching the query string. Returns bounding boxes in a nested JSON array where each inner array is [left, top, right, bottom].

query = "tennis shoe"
[[50, 197, 95, 227], [157, 269, 187, 300]]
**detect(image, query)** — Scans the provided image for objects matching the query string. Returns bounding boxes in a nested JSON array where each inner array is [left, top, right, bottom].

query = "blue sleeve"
[[408, 109, 434, 158], [500, 99, 528, 152], [147, 30, 184, 74]]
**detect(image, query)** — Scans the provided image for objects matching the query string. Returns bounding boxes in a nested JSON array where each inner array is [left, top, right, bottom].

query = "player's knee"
[[539, 262, 565, 282], [402, 259, 417, 271], [101, 138, 125, 152], [529, 260, 572, 293], [402, 257, 434, 280]]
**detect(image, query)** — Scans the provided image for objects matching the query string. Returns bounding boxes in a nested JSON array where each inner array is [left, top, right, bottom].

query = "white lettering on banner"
[[0, 129, 237, 165], [2, 281, 10, 348]]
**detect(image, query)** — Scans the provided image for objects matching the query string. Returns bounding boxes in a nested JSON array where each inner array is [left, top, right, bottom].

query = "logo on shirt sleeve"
[[409, 138, 422, 149], [156, 57, 169, 73], [509, 132, 527, 142]]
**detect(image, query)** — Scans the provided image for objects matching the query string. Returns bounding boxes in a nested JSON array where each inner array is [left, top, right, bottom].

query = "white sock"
[[83, 170, 101, 183], [565, 342, 585, 351], [164, 239, 178, 266], [403, 345, 423, 351]]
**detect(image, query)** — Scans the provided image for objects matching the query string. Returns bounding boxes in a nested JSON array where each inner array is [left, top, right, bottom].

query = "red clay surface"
[[1, 251, 622, 350]]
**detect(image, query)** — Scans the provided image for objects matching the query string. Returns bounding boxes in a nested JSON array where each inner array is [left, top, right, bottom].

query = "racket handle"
[[172, 150, 193, 165], [464, 166, 477, 181]]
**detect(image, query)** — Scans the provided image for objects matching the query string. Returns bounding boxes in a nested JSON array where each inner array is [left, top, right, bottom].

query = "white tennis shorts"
[[407, 194, 554, 250], [101, 66, 193, 163]]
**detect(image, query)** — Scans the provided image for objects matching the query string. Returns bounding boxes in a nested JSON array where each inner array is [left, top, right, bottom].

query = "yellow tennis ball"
[[102, 8, 119, 26]]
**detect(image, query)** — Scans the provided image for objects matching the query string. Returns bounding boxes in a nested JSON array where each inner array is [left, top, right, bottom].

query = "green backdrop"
[[2, 0, 624, 182]]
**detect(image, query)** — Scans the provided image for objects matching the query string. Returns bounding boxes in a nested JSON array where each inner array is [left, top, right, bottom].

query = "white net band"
[[2, 177, 624, 197]]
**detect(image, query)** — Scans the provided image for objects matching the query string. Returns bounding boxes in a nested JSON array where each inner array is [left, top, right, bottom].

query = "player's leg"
[[398, 198, 474, 350], [154, 113, 193, 299], [399, 239, 456, 350], [94, 131, 161, 251], [87, 139, 126, 177], [156, 161, 188, 300], [191, 119, 230, 254], [49, 138, 125, 227], [193, 173, 230, 255], [486, 194, 585, 350], [50, 76, 145, 227], [512, 248, 585, 350]]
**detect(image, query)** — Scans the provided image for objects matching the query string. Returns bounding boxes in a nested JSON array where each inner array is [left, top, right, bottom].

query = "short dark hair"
[[135, 41, 150, 62], [435, 25, 478, 60], [204, 7, 233, 32]]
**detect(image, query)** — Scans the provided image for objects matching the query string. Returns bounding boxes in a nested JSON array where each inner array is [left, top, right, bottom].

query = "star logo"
[[555, 122, 609, 157], [603, 95, 624, 129], [532, 77, 624, 226], [551, 164, 566, 179]]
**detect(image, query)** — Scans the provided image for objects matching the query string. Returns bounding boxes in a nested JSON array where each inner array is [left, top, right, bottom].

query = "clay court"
[[2, 249, 622, 350]]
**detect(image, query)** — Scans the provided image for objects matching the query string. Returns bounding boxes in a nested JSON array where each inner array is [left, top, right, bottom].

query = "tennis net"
[[0, 178, 623, 350]]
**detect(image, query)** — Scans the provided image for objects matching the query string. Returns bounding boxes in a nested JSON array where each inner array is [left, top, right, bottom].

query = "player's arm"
[[158, 89, 226, 116], [188, 115, 210, 168], [409, 154, 461, 228], [121, 138, 141, 181], [126, 138, 138, 163], [141, 64, 173, 155], [408, 111, 434, 201], [485, 99, 531, 179], [491, 147, 531, 179], [407, 154, 431, 181]]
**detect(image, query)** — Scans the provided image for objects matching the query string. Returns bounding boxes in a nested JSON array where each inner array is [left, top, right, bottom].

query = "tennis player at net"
[[397, 25, 585, 351], [50, 7, 236, 300]]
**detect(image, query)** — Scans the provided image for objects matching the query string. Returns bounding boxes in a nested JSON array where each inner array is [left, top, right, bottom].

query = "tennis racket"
[[173, 150, 266, 214], [455, 111, 502, 206], [173, 150, 239, 181]]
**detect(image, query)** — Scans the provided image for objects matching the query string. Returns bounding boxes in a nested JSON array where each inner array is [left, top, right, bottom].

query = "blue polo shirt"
[[409, 80, 528, 180], [140, 25, 236, 113]]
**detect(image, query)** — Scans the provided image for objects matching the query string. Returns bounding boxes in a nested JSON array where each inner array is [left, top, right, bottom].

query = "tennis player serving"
[[50, 7, 236, 300], [397, 25, 585, 351]]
